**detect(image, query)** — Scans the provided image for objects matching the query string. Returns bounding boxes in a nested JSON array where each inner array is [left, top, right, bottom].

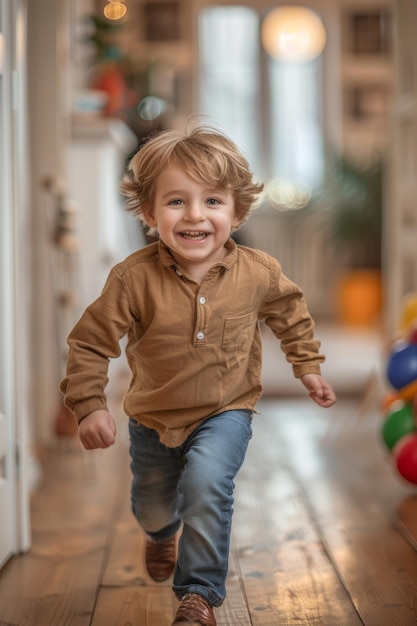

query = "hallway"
[[1, 327, 417, 625], [2, 1, 417, 623]]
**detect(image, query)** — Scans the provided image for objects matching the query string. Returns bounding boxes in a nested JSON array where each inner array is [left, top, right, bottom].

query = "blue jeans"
[[128, 409, 253, 606]]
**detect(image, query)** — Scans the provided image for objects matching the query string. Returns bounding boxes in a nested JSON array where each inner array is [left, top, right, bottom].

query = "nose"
[[184, 201, 204, 222]]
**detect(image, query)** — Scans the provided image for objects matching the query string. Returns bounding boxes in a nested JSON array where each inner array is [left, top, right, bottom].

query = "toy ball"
[[393, 433, 417, 484], [408, 326, 417, 345], [387, 343, 417, 390], [399, 293, 417, 333], [382, 402, 415, 451], [389, 338, 409, 355]]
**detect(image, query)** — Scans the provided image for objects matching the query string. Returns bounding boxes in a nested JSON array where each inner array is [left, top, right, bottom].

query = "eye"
[[168, 198, 184, 206], [206, 197, 221, 206]]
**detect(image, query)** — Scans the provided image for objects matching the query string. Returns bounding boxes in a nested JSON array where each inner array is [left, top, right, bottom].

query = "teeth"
[[181, 231, 207, 239]]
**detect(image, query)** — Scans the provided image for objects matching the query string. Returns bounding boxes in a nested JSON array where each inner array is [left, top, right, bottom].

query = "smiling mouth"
[[179, 231, 209, 240]]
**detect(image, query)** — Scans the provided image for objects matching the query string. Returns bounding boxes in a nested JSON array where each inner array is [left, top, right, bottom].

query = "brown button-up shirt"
[[60, 238, 324, 447]]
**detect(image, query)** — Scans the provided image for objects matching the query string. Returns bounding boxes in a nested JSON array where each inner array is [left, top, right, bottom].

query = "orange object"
[[399, 293, 417, 333], [397, 378, 417, 403], [337, 269, 382, 327], [92, 64, 127, 116], [381, 392, 401, 413]]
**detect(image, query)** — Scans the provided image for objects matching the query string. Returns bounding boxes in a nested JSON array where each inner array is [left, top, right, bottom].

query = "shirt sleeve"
[[59, 267, 135, 423], [260, 259, 325, 378]]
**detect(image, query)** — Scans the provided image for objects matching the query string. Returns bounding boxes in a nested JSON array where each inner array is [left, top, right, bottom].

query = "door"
[[386, 0, 417, 332], [0, 411, 14, 568], [0, 3, 16, 569], [0, 0, 31, 567]]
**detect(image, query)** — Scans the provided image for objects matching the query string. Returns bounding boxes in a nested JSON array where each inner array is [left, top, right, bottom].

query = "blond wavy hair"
[[120, 126, 264, 236]]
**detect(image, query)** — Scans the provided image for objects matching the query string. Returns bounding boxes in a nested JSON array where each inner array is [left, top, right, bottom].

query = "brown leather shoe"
[[172, 593, 216, 626], [145, 536, 176, 582]]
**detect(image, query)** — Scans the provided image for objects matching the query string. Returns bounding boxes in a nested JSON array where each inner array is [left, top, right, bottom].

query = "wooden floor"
[[2, 395, 417, 625]]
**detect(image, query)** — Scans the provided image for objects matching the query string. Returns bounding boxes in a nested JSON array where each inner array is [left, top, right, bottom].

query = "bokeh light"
[[261, 6, 326, 63], [265, 177, 311, 211], [137, 96, 166, 121], [104, 2, 127, 21]]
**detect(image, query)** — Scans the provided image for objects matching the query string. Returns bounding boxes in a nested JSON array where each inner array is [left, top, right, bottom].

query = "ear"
[[232, 213, 243, 229], [143, 208, 157, 228]]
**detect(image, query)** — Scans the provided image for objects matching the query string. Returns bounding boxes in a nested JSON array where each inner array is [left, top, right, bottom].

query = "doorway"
[[0, 0, 31, 567]]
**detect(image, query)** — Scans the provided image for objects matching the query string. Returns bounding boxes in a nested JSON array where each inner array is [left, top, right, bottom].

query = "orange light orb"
[[104, 2, 127, 21], [261, 6, 326, 63]]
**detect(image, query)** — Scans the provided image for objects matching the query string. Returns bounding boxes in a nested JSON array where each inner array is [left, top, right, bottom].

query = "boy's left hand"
[[301, 374, 337, 408]]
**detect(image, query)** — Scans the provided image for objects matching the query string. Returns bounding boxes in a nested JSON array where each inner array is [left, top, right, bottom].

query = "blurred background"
[[1, 0, 417, 567]]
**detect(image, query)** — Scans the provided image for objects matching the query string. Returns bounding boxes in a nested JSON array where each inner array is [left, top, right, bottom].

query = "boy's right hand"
[[78, 409, 117, 450]]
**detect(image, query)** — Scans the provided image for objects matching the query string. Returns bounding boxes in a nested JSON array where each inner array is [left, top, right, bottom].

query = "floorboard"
[[2, 395, 417, 625], [258, 399, 417, 626], [233, 402, 363, 626]]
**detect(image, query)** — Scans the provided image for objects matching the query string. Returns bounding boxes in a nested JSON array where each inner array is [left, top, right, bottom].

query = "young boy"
[[60, 126, 336, 626]]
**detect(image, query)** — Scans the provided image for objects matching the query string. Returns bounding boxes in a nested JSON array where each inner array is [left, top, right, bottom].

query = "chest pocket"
[[222, 311, 257, 353]]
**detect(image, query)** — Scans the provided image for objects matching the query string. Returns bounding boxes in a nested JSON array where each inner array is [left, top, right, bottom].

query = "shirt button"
[[199, 296, 206, 304], [196, 331, 205, 340]]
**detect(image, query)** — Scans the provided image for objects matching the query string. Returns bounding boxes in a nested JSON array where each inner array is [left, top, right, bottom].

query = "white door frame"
[[0, 0, 31, 568], [385, 0, 417, 333]]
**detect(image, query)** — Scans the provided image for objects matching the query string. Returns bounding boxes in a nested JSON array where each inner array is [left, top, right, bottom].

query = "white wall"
[[27, 0, 71, 442], [26, 0, 143, 443]]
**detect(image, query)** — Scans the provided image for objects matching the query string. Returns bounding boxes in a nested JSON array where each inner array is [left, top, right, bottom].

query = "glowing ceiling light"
[[104, 2, 127, 21], [261, 6, 326, 63]]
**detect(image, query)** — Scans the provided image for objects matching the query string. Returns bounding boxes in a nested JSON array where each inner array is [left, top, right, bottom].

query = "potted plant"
[[321, 154, 383, 326]]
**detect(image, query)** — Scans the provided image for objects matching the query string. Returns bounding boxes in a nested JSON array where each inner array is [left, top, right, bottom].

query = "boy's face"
[[145, 166, 241, 274]]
